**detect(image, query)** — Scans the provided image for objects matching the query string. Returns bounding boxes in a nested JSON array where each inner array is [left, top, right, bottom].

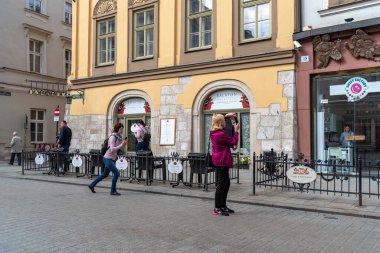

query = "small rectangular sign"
[[301, 55, 310, 63], [54, 116, 59, 122], [0, 91, 11, 96], [320, 99, 328, 104]]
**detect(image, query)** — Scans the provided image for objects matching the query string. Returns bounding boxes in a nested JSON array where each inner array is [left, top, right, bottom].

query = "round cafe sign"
[[345, 77, 369, 101], [286, 166, 317, 184]]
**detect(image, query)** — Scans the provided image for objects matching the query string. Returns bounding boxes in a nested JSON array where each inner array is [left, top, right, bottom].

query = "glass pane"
[[244, 23, 256, 39], [146, 28, 154, 43], [108, 20, 115, 33], [29, 54, 34, 72], [146, 9, 154, 25], [35, 0, 41, 12], [136, 12, 145, 27], [30, 123, 36, 133], [37, 133, 43, 142], [35, 42, 41, 53], [204, 114, 212, 152], [241, 113, 250, 153], [136, 30, 144, 44], [31, 110, 36, 120], [65, 50, 71, 61], [189, 34, 199, 49], [109, 49, 115, 62], [201, 0, 212, 11], [136, 44, 145, 58], [99, 39, 107, 51], [244, 6, 255, 24], [31, 132, 35, 142], [99, 21, 107, 35], [202, 15, 212, 32], [189, 0, 200, 14], [202, 32, 211, 46], [258, 3, 270, 21], [189, 18, 199, 33], [29, 40, 34, 51], [258, 20, 270, 37], [35, 56, 41, 73], [37, 123, 44, 132], [99, 51, 107, 64], [29, 0, 34, 9], [147, 42, 153, 56], [37, 111, 44, 120], [108, 37, 115, 50]]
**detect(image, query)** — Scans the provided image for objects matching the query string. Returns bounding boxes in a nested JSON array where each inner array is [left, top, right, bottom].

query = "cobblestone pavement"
[[1, 176, 380, 253]]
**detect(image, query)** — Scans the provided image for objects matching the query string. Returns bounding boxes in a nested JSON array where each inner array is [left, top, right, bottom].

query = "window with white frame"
[[65, 49, 71, 78], [134, 8, 154, 59], [30, 109, 45, 143], [240, 0, 271, 42], [97, 18, 115, 65], [187, 0, 213, 50], [29, 39, 42, 73], [28, 0, 42, 13], [65, 1, 72, 24]]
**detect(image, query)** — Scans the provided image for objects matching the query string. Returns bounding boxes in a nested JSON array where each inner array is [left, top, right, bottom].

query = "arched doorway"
[[203, 89, 251, 154], [116, 97, 151, 152]]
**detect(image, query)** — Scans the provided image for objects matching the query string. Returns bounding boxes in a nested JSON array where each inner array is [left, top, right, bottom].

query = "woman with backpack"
[[88, 123, 127, 195], [134, 120, 150, 151], [210, 113, 240, 216]]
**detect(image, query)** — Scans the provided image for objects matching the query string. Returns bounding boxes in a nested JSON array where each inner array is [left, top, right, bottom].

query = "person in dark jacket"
[[210, 113, 239, 216], [57, 121, 72, 152]]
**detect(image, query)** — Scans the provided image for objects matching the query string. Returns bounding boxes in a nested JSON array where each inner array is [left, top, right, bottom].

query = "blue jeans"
[[60, 145, 70, 153], [136, 141, 149, 151], [89, 157, 120, 193]]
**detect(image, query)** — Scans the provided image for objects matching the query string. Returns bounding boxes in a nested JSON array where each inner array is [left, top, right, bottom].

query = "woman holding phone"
[[89, 123, 127, 195], [210, 113, 240, 216]]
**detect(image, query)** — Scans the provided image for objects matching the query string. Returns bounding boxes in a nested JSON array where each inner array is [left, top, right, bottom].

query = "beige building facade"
[[69, 0, 298, 157], [0, 0, 72, 159]]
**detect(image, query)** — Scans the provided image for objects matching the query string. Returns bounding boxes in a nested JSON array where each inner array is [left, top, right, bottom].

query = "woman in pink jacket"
[[210, 113, 240, 216]]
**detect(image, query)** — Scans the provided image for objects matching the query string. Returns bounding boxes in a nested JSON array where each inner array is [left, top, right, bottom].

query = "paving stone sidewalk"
[[2, 161, 380, 219]]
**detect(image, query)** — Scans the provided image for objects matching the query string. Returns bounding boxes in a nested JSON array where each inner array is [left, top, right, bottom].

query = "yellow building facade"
[[68, 0, 297, 156]]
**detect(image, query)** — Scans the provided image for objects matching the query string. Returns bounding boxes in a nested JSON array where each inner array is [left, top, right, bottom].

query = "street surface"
[[1, 176, 380, 253]]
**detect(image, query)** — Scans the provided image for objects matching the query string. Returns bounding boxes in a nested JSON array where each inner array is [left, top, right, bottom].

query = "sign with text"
[[168, 160, 183, 174], [117, 98, 151, 115], [29, 89, 66, 97], [286, 166, 317, 184], [203, 89, 250, 111], [159, 118, 176, 146], [72, 155, 83, 167]]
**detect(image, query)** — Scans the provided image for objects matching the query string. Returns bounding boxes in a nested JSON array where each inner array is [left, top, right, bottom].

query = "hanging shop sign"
[[286, 166, 317, 184], [117, 98, 151, 115], [72, 154, 83, 167], [29, 89, 66, 97], [168, 160, 183, 174], [204, 89, 250, 111], [116, 156, 128, 170], [345, 77, 369, 101]]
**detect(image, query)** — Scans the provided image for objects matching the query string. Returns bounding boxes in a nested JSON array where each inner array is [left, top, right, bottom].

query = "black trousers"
[[9, 153, 21, 165], [215, 167, 230, 208]]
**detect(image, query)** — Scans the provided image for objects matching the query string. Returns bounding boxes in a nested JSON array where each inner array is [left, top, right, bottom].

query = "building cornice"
[[71, 49, 295, 89], [0, 67, 66, 83], [293, 17, 380, 41]]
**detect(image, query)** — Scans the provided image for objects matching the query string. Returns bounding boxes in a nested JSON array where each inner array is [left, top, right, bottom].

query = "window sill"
[[318, 0, 380, 17], [185, 46, 212, 53], [95, 63, 115, 68], [132, 56, 154, 62], [238, 36, 272, 45], [61, 21, 72, 27], [24, 8, 49, 20]]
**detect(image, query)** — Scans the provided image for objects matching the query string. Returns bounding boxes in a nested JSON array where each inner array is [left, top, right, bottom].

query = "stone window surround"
[[191, 79, 257, 153], [60, 36, 72, 78], [64, 0, 73, 25], [106, 89, 156, 138], [25, 30, 49, 75]]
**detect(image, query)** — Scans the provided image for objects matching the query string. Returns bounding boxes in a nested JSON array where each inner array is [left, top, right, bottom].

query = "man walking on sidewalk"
[[9, 132, 23, 166], [57, 121, 72, 153]]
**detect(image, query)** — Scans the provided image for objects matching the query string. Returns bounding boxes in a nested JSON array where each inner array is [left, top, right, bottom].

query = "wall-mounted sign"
[[204, 89, 250, 111], [301, 55, 310, 63], [35, 154, 45, 165], [117, 98, 151, 115], [160, 118, 176, 146], [29, 89, 66, 97], [72, 155, 83, 167], [116, 156, 128, 170], [286, 166, 317, 184], [345, 77, 369, 101], [54, 107, 60, 122]]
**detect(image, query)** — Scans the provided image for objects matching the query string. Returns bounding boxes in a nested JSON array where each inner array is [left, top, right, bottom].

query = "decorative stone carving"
[[129, 0, 152, 7], [312, 34, 343, 68], [345, 29, 380, 62], [93, 0, 117, 17]]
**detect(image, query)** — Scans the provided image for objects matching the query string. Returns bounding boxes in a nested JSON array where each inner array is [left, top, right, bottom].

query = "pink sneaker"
[[211, 208, 229, 216]]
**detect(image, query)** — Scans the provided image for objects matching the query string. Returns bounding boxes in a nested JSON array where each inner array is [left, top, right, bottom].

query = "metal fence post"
[[253, 152, 256, 196], [358, 156, 363, 206], [21, 151, 25, 175]]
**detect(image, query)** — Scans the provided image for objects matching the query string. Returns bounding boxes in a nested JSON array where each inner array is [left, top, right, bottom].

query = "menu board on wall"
[[159, 118, 176, 146]]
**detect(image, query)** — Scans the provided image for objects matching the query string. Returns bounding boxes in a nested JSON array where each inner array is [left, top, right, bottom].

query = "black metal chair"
[[135, 150, 166, 185], [187, 153, 215, 190]]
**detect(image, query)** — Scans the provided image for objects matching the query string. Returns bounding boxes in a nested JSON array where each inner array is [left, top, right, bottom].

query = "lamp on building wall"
[[66, 89, 84, 104]]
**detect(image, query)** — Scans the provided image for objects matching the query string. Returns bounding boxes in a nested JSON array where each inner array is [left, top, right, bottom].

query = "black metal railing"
[[253, 150, 380, 206], [22, 150, 240, 191]]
